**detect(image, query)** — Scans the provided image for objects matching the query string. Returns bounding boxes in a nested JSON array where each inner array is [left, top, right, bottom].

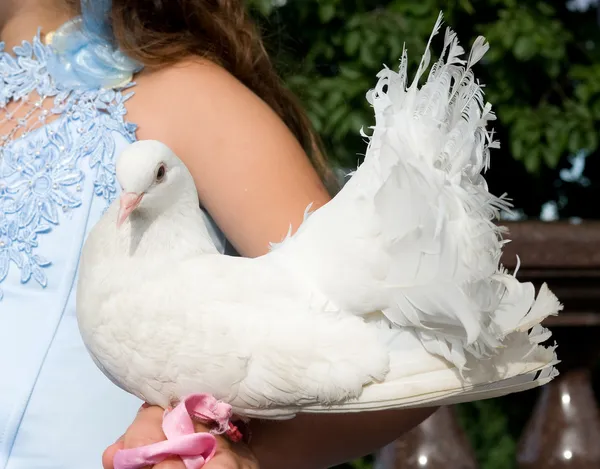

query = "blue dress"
[[0, 34, 228, 469]]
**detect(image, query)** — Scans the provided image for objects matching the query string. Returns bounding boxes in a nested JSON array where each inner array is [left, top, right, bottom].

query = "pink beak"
[[117, 192, 143, 228]]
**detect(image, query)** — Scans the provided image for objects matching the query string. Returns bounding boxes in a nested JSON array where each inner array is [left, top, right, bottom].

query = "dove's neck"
[[114, 194, 219, 260]]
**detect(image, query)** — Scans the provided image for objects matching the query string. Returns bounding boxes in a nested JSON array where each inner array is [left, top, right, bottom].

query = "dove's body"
[[77, 15, 561, 419], [78, 198, 393, 417]]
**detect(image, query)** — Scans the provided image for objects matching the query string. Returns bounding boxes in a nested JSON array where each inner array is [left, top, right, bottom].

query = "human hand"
[[102, 404, 258, 469]]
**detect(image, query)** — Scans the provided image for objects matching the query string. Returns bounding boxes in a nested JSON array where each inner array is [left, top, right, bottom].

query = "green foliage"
[[249, 0, 450, 167], [247, 0, 600, 218], [456, 400, 518, 469]]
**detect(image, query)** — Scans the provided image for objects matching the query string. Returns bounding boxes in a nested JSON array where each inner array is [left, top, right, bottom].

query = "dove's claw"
[[225, 421, 244, 443]]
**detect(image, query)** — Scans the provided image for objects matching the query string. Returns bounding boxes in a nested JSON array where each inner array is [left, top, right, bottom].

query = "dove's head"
[[115, 140, 196, 227]]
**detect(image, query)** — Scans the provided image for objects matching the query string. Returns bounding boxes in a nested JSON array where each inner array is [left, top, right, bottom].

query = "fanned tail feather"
[[358, 13, 561, 368], [279, 12, 561, 377]]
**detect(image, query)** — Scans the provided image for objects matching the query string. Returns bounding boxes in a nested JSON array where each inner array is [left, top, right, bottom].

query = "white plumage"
[[76, 13, 561, 420]]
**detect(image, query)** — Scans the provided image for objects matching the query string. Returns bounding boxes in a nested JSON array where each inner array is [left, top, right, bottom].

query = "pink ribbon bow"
[[114, 394, 235, 469]]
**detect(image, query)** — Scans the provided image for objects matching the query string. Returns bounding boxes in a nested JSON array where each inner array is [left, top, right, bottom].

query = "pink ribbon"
[[113, 394, 234, 469]]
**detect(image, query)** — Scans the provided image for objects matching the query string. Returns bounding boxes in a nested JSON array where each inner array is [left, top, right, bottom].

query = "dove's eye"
[[156, 164, 166, 183]]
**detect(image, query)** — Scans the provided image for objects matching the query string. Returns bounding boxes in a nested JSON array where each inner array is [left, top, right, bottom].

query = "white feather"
[[77, 13, 561, 419]]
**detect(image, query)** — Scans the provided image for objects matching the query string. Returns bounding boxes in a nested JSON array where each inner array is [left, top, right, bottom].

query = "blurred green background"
[[244, 1, 600, 468], [248, 0, 600, 221]]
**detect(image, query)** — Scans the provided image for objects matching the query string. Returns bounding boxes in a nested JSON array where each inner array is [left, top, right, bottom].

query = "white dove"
[[76, 14, 561, 423]]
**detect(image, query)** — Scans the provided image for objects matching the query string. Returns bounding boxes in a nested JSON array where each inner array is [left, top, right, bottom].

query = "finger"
[[152, 420, 216, 469], [119, 405, 230, 469], [153, 457, 187, 469], [204, 453, 241, 469], [118, 406, 169, 469], [102, 436, 125, 469], [123, 406, 167, 448], [205, 446, 259, 469], [204, 434, 257, 469]]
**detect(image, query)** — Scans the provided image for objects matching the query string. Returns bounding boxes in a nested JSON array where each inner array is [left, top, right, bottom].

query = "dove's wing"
[[77, 253, 392, 415]]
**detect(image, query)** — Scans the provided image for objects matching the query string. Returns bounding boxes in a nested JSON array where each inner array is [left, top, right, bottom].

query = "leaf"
[[40, 199, 59, 224], [547, 61, 560, 79], [32, 254, 51, 267], [324, 105, 347, 134], [511, 137, 524, 160], [20, 260, 31, 283], [542, 146, 562, 168], [536, 2, 555, 15], [568, 131, 583, 154], [584, 128, 598, 152], [344, 31, 361, 56], [513, 36, 535, 60], [459, 0, 475, 14], [31, 263, 47, 287], [359, 43, 377, 68], [9, 246, 22, 267], [318, 3, 336, 23], [524, 149, 541, 173], [339, 65, 361, 80], [0, 255, 9, 282], [250, 0, 274, 15]]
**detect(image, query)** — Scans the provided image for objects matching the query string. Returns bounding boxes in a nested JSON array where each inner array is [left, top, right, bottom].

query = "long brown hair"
[[71, 0, 337, 192]]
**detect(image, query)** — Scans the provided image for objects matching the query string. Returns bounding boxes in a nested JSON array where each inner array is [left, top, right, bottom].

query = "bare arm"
[[124, 59, 435, 469], [250, 410, 435, 469], [130, 59, 331, 256]]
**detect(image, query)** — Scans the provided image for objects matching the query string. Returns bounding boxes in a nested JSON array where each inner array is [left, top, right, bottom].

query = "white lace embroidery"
[[0, 34, 137, 300]]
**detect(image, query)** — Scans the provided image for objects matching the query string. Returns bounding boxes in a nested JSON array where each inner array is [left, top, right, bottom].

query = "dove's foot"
[[113, 394, 244, 469]]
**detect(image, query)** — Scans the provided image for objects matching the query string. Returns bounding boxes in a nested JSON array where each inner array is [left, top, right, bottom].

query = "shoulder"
[[124, 57, 291, 148]]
